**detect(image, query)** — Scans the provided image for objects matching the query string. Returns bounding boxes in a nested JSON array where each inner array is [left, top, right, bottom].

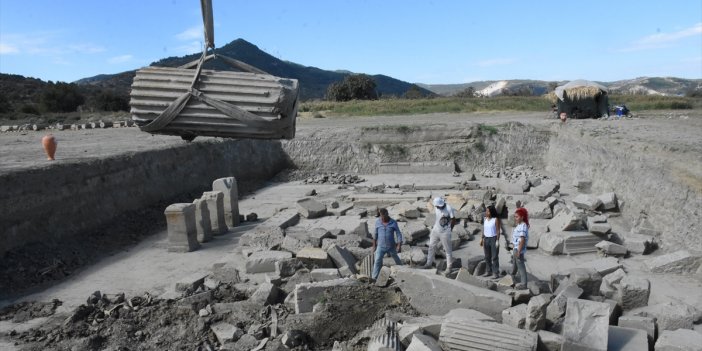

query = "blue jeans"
[[372, 246, 402, 279], [483, 236, 499, 275], [511, 250, 527, 285]]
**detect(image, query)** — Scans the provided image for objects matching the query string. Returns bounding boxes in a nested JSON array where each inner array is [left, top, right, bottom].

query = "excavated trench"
[[2, 120, 699, 299], [2, 116, 700, 349]]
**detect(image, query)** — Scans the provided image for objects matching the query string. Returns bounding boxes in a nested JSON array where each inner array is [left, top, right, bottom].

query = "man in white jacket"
[[423, 197, 456, 273]]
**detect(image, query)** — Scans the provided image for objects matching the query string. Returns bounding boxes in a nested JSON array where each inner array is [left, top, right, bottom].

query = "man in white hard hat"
[[424, 196, 457, 273]]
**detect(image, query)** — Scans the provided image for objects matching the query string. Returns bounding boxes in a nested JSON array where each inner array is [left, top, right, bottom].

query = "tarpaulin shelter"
[[552, 80, 609, 119]]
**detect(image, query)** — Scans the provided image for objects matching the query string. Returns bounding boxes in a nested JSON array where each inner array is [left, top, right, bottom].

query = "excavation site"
[[0, 111, 701, 351]]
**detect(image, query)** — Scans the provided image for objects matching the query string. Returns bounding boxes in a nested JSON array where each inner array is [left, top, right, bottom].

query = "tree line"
[[0, 81, 129, 115]]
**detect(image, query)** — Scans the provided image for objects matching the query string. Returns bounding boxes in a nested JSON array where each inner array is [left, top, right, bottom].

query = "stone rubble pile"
[[11, 171, 702, 351], [0, 120, 135, 133], [302, 173, 366, 185], [157, 171, 702, 350]]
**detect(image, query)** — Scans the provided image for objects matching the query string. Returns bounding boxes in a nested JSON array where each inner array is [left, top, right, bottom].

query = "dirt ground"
[[1, 110, 701, 350]]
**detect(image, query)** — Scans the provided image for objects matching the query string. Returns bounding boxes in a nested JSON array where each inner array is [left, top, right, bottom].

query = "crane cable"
[[140, 0, 283, 134]]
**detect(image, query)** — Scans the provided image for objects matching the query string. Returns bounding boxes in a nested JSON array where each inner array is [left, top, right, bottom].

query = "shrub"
[[326, 74, 378, 101]]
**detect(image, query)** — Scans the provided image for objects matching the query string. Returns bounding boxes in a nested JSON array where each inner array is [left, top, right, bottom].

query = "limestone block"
[[528, 177, 542, 187], [201, 191, 228, 235], [545, 285, 583, 327], [280, 234, 312, 254], [165, 203, 199, 252], [245, 250, 293, 273], [439, 319, 538, 351], [599, 268, 626, 299], [296, 198, 327, 219], [546, 209, 581, 232], [562, 231, 601, 255], [211, 322, 244, 343], [623, 233, 655, 254], [595, 241, 627, 256], [617, 276, 650, 310], [566, 268, 602, 297], [580, 257, 623, 276], [248, 282, 281, 305], [455, 268, 497, 290], [293, 278, 359, 313], [326, 244, 357, 273], [524, 201, 552, 219], [308, 228, 333, 247], [646, 250, 702, 274], [562, 299, 610, 351], [495, 197, 507, 214], [572, 194, 602, 211], [502, 304, 528, 329], [263, 208, 300, 229], [398, 323, 423, 347], [530, 180, 559, 201], [654, 328, 702, 351], [403, 315, 444, 339], [527, 219, 549, 249], [192, 198, 213, 243], [239, 227, 285, 250], [588, 221, 612, 235], [375, 266, 392, 287], [597, 192, 617, 210], [400, 221, 430, 243], [296, 247, 333, 268], [607, 325, 648, 351], [525, 293, 552, 331], [406, 246, 425, 265], [539, 233, 564, 255], [632, 302, 696, 331], [443, 308, 496, 323], [328, 202, 354, 216], [212, 177, 239, 227], [537, 330, 563, 351], [309, 268, 340, 282], [406, 334, 442, 351], [617, 315, 655, 341], [392, 266, 512, 321]]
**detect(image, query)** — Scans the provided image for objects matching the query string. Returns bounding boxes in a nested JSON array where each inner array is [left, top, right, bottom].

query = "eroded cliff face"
[[281, 122, 551, 175]]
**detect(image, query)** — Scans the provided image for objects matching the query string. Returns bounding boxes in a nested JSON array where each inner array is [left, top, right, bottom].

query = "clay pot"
[[42, 134, 57, 160]]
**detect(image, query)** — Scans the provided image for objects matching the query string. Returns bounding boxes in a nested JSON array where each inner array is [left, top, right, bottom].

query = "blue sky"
[[1, 0, 700, 84]]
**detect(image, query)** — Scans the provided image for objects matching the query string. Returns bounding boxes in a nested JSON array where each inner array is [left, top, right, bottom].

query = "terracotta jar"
[[42, 134, 57, 160]]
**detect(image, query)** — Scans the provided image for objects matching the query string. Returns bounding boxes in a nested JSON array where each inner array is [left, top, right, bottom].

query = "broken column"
[[165, 203, 199, 252], [439, 319, 537, 351], [192, 198, 213, 243], [201, 191, 228, 235], [213, 177, 240, 227]]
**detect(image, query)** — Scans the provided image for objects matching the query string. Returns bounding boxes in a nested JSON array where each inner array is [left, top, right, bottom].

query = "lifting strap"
[[139, 0, 283, 134]]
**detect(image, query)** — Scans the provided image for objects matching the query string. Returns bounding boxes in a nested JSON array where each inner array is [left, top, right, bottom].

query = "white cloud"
[[476, 58, 517, 67], [108, 54, 134, 64], [0, 32, 105, 55], [0, 43, 19, 54], [620, 23, 702, 52], [67, 43, 105, 54], [176, 26, 203, 41]]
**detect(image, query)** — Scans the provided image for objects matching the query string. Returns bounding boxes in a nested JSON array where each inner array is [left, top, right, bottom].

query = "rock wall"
[[545, 125, 701, 252], [0, 139, 290, 254]]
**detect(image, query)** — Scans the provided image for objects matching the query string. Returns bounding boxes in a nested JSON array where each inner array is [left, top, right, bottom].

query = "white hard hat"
[[433, 197, 445, 207]]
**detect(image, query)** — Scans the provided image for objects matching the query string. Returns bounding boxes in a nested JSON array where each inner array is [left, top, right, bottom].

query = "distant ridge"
[[74, 38, 433, 101], [419, 77, 701, 97]]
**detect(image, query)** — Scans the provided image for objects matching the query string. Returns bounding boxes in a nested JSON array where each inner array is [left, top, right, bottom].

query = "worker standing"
[[423, 197, 456, 274], [371, 208, 403, 281]]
